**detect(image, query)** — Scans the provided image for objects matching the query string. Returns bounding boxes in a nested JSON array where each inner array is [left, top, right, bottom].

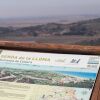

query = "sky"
[[0, 0, 100, 18]]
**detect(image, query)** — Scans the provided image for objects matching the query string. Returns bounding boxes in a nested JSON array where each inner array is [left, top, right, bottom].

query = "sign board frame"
[[0, 40, 100, 100]]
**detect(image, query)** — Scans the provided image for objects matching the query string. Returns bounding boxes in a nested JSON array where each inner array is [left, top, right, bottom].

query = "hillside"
[[0, 18, 100, 45]]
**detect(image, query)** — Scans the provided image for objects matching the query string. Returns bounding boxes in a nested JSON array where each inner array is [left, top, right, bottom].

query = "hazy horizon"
[[0, 0, 100, 19]]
